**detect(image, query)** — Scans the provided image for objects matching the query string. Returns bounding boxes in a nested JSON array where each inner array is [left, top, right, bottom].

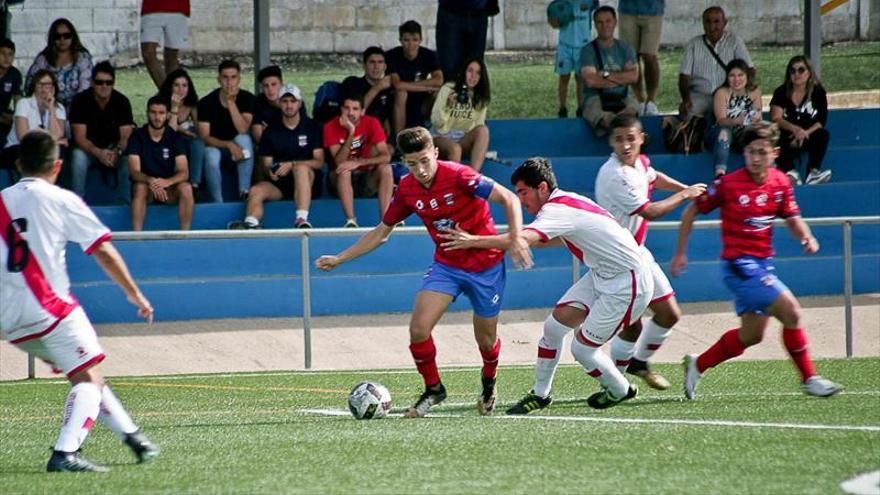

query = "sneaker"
[[405, 383, 447, 418], [803, 375, 842, 397], [505, 391, 552, 415], [786, 170, 802, 186], [124, 429, 160, 464], [343, 218, 359, 228], [477, 376, 497, 415], [227, 220, 261, 230], [586, 383, 638, 410], [804, 169, 832, 185], [683, 354, 702, 400], [294, 217, 312, 229], [627, 358, 671, 390], [46, 450, 109, 473], [557, 107, 568, 118], [643, 101, 660, 116]]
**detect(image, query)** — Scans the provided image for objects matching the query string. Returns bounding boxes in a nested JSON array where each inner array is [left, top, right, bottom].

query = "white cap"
[[279, 83, 302, 100]]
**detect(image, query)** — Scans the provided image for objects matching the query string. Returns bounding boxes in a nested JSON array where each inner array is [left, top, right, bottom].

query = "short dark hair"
[[511, 157, 558, 192], [362, 46, 385, 64], [0, 38, 14, 51], [343, 93, 365, 108], [93, 60, 115, 81], [609, 114, 643, 132], [740, 121, 780, 148], [399, 20, 422, 38], [397, 127, 433, 154], [17, 131, 59, 176], [258, 64, 282, 83], [218, 59, 241, 73], [594, 5, 617, 19], [147, 94, 169, 112]]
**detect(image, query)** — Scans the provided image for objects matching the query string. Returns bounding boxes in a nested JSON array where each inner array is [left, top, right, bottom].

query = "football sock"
[[571, 332, 629, 399], [54, 382, 101, 453], [296, 209, 309, 221], [609, 335, 636, 374], [633, 319, 673, 362], [782, 327, 816, 383], [533, 315, 572, 398], [696, 328, 746, 374], [98, 386, 138, 440], [480, 338, 501, 379], [410, 336, 441, 387], [244, 216, 259, 227]]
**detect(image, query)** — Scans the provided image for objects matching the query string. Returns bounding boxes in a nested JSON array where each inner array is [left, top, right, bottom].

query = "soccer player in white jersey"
[[441, 157, 654, 410], [595, 115, 706, 390], [0, 131, 158, 472]]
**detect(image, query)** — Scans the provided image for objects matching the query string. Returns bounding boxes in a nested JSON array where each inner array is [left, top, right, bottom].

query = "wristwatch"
[[602, 70, 610, 79]]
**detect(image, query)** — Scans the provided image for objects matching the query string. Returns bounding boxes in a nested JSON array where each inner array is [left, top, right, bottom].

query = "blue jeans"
[[203, 134, 254, 203], [70, 147, 130, 204], [709, 125, 742, 175], [184, 136, 206, 186]]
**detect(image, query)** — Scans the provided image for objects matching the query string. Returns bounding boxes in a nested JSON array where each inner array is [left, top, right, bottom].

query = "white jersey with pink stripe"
[[595, 153, 656, 246], [0, 178, 110, 339]]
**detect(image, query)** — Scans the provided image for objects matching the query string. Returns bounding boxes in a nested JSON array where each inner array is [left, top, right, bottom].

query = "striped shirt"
[[680, 32, 753, 96]]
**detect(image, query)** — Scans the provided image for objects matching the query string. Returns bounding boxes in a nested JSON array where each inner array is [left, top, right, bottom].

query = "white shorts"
[[13, 307, 105, 378], [431, 129, 466, 142], [557, 265, 653, 347], [641, 247, 675, 304], [140, 13, 190, 49]]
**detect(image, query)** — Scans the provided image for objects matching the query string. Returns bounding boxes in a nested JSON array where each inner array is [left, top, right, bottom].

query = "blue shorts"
[[555, 44, 582, 75], [721, 257, 790, 316], [420, 261, 506, 318]]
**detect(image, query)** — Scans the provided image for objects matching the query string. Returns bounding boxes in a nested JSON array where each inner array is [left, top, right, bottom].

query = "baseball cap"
[[279, 83, 302, 100]]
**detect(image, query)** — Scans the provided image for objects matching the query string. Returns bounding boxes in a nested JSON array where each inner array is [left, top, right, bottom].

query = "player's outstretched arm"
[[785, 216, 819, 254], [639, 182, 707, 220], [315, 222, 395, 271], [92, 242, 154, 323], [488, 182, 533, 269], [671, 203, 699, 277]]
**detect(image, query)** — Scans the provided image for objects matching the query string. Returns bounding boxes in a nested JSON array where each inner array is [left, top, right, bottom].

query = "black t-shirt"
[[197, 88, 256, 141], [769, 84, 828, 130], [385, 46, 441, 84], [1, 67, 22, 116], [258, 116, 321, 162], [341, 75, 393, 123], [69, 89, 135, 149], [127, 126, 186, 179], [253, 93, 282, 129]]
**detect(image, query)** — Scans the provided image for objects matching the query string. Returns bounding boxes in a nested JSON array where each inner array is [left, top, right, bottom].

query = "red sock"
[[696, 328, 746, 373], [410, 336, 441, 387], [480, 339, 502, 379], [782, 328, 816, 382]]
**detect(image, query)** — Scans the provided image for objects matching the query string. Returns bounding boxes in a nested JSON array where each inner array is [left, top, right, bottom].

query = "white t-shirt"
[[595, 153, 656, 246], [0, 178, 110, 341], [5, 96, 67, 148], [525, 188, 643, 278]]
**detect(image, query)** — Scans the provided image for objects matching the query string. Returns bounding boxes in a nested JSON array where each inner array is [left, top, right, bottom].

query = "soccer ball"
[[348, 381, 392, 420]]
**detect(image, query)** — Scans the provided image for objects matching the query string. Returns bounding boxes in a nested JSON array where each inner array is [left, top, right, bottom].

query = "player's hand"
[[315, 255, 342, 271], [438, 224, 477, 250], [129, 292, 154, 324], [681, 183, 708, 200], [670, 253, 688, 277], [336, 160, 361, 174], [801, 236, 819, 254], [274, 161, 293, 177], [509, 235, 535, 270], [149, 179, 169, 202]]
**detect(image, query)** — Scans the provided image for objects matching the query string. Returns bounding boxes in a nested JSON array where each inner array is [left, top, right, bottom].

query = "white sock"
[[610, 335, 636, 374], [296, 209, 309, 221], [99, 386, 138, 440], [634, 319, 673, 362], [571, 335, 629, 398], [244, 216, 259, 227], [532, 315, 572, 398], [54, 382, 101, 453]]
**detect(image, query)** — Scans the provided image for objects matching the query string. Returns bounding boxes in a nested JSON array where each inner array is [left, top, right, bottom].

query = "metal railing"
[[21, 215, 880, 378]]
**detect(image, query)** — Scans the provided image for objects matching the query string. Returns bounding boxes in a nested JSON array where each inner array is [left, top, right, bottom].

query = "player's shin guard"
[[54, 382, 101, 453], [410, 336, 441, 387], [571, 333, 629, 399], [609, 335, 636, 374], [696, 328, 746, 373], [782, 328, 816, 383], [533, 315, 572, 398], [480, 338, 501, 379], [98, 386, 138, 440], [633, 319, 673, 362]]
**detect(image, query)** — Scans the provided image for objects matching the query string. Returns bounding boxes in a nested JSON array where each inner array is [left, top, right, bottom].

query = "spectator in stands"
[[228, 84, 324, 230], [3, 70, 67, 174], [551, 0, 596, 119], [69, 61, 133, 203], [618, 0, 664, 116], [251, 64, 284, 145], [435, 0, 497, 82], [430, 58, 491, 171], [159, 68, 204, 197], [127, 95, 193, 231], [0, 37, 21, 147], [342, 47, 394, 136], [386, 20, 444, 137], [323, 94, 393, 228], [26, 18, 93, 108], [770, 55, 831, 186], [197, 59, 255, 202], [678, 6, 754, 121], [580, 6, 640, 136], [140, 0, 190, 89], [710, 59, 761, 178]]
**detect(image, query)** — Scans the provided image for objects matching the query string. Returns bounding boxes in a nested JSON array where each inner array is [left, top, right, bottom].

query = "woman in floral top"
[[25, 18, 93, 108]]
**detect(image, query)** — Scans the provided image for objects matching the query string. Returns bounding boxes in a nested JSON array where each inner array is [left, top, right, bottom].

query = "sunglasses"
[[789, 66, 808, 75], [93, 79, 114, 86], [53, 32, 73, 40]]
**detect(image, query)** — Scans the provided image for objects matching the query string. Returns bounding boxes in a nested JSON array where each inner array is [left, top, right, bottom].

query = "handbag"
[[662, 115, 707, 155]]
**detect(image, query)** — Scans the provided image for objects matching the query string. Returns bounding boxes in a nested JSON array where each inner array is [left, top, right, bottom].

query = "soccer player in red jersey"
[[671, 122, 842, 399], [316, 126, 532, 417]]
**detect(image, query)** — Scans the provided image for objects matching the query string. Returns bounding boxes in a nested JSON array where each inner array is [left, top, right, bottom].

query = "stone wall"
[[7, 0, 877, 67]]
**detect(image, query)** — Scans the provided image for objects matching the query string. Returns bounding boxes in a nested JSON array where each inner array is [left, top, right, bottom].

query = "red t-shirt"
[[142, 0, 190, 16], [382, 161, 503, 273], [323, 115, 387, 170], [696, 167, 801, 260]]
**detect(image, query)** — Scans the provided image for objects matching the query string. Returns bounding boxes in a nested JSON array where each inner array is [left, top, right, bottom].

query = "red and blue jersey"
[[382, 160, 503, 272], [696, 167, 801, 260]]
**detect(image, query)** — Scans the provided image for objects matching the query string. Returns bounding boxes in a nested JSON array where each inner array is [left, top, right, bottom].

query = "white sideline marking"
[[840, 470, 880, 495]]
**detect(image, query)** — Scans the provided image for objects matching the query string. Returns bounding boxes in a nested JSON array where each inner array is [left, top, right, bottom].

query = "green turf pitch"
[[1, 358, 877, 494]]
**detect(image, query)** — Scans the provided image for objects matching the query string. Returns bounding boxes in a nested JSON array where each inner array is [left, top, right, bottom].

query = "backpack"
[[312, 81, 343, 124], [662, 116, 707, 155], [547, 0, 574, 29]]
